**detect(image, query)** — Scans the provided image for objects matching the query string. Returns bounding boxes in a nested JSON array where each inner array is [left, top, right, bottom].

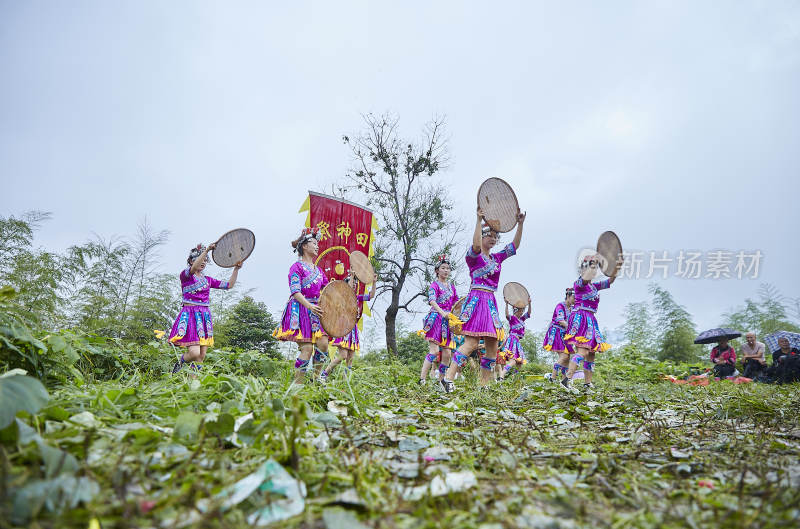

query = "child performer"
[[544, 288, 576, 382], [498, 296, 532, 380], [321, 271, 376, 381], [418, 255, 459, 384], [442, 207, 526, 392], [562, 254, 623, 389], [273, 228, 331, 384], [170, 243, 241, 374]]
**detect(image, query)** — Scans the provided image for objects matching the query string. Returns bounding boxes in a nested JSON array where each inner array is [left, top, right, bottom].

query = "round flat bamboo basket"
[[477, 178, 520, 233], [596, 231, 623, 277], [349, 250, 375, 284], [503, 282, 529, 309], [319, 280, 358, 338], [212, 228, 256, 268]]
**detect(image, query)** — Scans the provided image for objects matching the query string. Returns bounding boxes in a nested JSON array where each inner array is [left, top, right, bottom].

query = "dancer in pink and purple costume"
[[273, 227, 331, 384], [562, 254, 623, 389], [418, 255, 459, 384], [442, 207, 526, 391], [544, 287, 575, 382], [170, 243, 242, 374], [498, 297, 531, 380]]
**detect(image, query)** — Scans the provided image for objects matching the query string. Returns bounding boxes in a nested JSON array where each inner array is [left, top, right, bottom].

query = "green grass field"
[[2, 349, 799, 529]]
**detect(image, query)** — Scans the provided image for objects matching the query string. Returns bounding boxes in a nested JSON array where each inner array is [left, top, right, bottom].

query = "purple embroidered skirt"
[[500, 334, 526, 363], [332, 325, 360, 352], [418, 311, 455, 349], [564, 309, 611, 353], [543, 324, 574, 354], [273, 297, 325, 344], [457, 289, 505, 342], [169, 305, 214, 347]]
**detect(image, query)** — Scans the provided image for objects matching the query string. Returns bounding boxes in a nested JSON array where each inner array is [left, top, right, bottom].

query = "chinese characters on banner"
[[298, 192, 378, 327]]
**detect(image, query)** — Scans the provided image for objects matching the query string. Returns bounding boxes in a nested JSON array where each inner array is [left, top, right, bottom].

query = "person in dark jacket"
[[772, 337, 800, 384], [772, 337, 800, 364]]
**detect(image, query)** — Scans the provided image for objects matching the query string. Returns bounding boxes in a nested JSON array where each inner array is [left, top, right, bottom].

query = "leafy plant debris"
[[2, 346, 799, 529]]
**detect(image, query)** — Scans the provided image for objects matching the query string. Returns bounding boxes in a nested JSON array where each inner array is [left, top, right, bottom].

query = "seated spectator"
[[710, 338, 736, 378], [740, 332, 766, 379], [772, 337, 800, 365], [776, 354, 800, 384], [752, 337, 800, 384]]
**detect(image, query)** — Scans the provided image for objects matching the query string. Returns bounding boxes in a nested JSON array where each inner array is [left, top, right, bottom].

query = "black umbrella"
[[694, 328, 742, 345]]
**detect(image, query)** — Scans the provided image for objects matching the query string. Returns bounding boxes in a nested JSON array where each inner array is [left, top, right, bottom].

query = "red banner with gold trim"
[[298, 192, 378, 326]]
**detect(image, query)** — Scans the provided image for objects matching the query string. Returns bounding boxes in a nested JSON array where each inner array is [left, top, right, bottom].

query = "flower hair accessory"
[[434, 254, 451, 269]]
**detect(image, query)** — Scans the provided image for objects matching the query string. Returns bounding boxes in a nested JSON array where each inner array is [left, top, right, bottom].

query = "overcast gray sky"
[[2, 1, 799, 345]]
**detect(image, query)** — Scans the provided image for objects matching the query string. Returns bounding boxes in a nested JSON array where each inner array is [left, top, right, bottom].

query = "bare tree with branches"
[[338, 113, 463, 355], [118, 218, 169, 324]]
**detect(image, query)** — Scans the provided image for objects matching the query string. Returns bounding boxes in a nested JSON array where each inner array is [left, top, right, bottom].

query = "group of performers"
[[413, 207, 526, 392], [269, 227, 375, 384], [412, 206, 623, 392], [541, 252, 622, 389], [166, 196, 623, 392]]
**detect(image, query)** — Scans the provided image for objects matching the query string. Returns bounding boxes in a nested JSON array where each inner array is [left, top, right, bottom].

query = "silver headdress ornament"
[[294, 227, 320, 253], [580, 254, 599, 270], [188, 243, 208, 265]]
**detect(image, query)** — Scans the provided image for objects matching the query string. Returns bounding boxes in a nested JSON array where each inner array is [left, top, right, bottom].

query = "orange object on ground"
[[661, 374, 710, 386]]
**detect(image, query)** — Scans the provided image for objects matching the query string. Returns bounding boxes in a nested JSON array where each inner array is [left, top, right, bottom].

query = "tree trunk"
[[384, 255, 412, 355], [385, 303, 398, 356]]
